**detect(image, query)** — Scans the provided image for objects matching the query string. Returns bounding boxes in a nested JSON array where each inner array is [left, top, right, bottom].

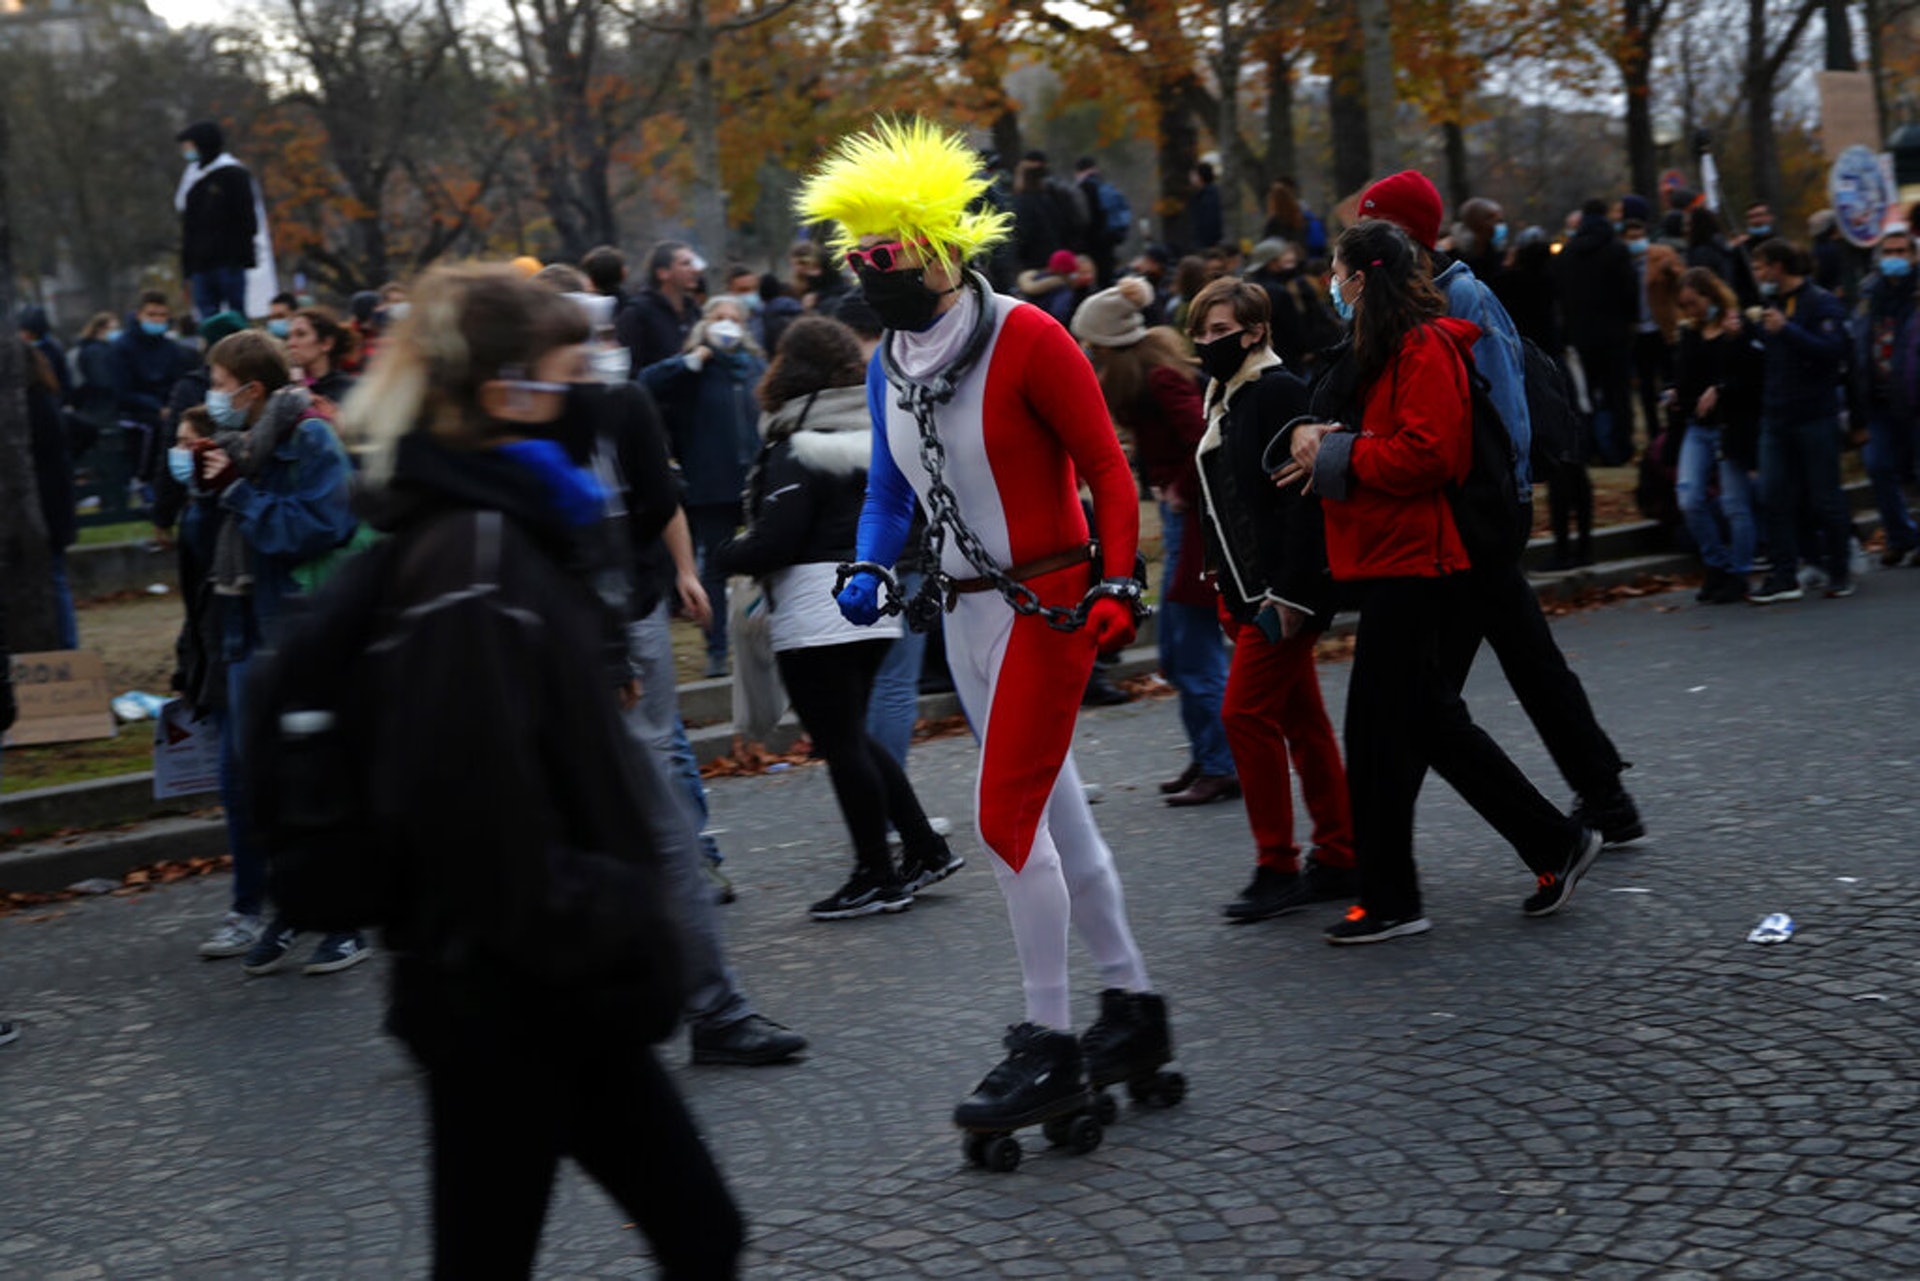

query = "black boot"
[[1080, 989, 1173, 1087], [954, 1023, 1087, 1130]]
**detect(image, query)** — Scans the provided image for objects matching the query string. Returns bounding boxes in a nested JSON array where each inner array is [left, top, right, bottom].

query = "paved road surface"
[[5, 570, 1920, 1278]]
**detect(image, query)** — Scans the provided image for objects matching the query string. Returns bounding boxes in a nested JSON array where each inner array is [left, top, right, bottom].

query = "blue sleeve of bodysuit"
[[856, 354, 914, 568]]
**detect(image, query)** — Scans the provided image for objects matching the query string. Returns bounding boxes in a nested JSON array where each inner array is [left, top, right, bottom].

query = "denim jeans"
[[1863, 409, 1919, 552], [1674, 426, 1757, 574], [49, 550, 78, 650], [216, 654, 266, 917], [623, 603, 748, 1029], [1157, 506, 1233, 777], [190, 268, 249, 321], [1759, 415, 1852, 581], [865, 569, 927, 768], [686, 505, 737, 664]]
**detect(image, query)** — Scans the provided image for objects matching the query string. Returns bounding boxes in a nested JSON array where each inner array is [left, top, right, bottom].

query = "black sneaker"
[[1695, 567, 1725, 603], [690, 1014, 808, 1066], [954, 1023, 1087, 1130], [902, 838, 965, 894], [240, 921, 299, 976], [1523, 827, 1605, 917], [1750, 575, 1803, 604], [809, 869, 912, 920], [1571, 786, 1644, 846], [1325, 904, 1431, 945], [1707, 574, 1750, 604], [1221, 866, 1315, 922], [304, 932, 372, 975]]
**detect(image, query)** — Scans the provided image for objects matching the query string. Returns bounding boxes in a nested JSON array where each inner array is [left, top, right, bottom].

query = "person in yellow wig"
[[800, 118, 1184, 1166]]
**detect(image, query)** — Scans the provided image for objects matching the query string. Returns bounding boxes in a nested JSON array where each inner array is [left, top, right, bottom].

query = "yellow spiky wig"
[[795, 118, 1012, 265]]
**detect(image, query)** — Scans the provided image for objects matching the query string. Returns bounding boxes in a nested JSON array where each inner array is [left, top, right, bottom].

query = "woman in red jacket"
[[1278, 220, 1600, 945]]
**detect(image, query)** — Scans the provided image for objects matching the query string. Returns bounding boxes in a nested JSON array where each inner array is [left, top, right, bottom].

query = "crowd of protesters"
[[7, 113, 1920, 1274]]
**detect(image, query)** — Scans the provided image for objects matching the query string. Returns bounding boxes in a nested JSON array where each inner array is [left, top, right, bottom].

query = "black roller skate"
[[1079, 989, 1186, 1125], [954, 1023, 1103, 1173]]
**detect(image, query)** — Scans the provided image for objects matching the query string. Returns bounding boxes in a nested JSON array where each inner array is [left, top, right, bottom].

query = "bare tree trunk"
[[1442, 121, 1470, 210], [1864, 0, 1888, 138], [0, 97, 57, 653], [1328, 55, 1371, 197], [1265, 49, 1297, 187], [1358, 0, 1396, 176], [1156, 82, 1200, 252], [1211, 5, 1246, 245], [1824, 0, 1856, 68], [1624, 0, 1660, 202], [685, 0, 728, 259], [991, 109, 1023, 170]]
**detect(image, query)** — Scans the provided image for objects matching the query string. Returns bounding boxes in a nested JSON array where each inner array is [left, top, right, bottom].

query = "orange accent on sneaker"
[[1536, 873, 1557, 889], [1345, 904, 1367, 922]]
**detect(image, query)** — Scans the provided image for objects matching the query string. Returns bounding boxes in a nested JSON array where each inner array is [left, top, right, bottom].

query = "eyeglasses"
[[845, 240, 921, 273]]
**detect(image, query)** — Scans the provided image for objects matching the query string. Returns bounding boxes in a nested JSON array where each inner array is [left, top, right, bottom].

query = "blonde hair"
[[795, 118, 1012, 266], [338, 264, 586, 482]]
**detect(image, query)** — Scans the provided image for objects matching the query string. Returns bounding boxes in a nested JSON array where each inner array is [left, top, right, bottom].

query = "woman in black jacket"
[[1670, 267, 1764, 603], [713, 317, 959, 920], [334, 265, 741, 1279]]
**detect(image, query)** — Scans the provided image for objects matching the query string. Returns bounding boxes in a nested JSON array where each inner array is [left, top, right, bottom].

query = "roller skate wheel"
[[1067, 1114, 1103, 1155], [1093, 1090, 1119, 1126], [963, 1133, 990, 1167], [1043, 1116, 1073, 1148], [1156, 1071, 1187, 1107], [984, 1134, 1022, 1173]]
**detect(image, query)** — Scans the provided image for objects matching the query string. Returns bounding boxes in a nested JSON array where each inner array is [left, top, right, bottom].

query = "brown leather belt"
[[947, 542, 1096, 595]]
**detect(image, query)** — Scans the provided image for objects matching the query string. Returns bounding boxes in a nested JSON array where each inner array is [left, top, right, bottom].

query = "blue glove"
[[836, 572, 883, 625]]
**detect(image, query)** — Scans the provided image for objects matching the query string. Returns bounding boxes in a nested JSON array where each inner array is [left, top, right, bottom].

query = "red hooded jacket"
[[1320, 316, 1479, 581]]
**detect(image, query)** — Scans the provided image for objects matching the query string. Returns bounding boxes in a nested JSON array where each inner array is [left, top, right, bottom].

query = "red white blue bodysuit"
[[854, 285, 1152, 1029]]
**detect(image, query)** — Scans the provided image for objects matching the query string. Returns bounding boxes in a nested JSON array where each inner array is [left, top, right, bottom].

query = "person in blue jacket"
[[1748, 238, 1856, 602], [640, 296, 766, 678], [184, 330, 362, 974], [108, 290, 195, 480]]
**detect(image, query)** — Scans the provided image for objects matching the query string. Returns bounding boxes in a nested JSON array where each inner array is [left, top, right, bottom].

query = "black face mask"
[[548, 382, 606, 466], [1196, 331, 1252, 384], [855, 263, 949, 332]]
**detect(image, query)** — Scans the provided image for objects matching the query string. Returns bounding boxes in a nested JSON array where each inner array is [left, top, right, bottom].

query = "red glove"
[[1086, 596, 1137, 655]]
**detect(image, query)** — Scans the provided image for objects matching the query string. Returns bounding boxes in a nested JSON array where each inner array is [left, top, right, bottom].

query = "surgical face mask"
[[590, 343, 631, 384], [181, 147, 199, 165], [1881, 255, 1914, 280], [1329, 275, 1357, 323], [1195, 331, 1252, 384], [1491, 222, 1510, 252], [205, 387, 249, 429], [1625, 238, 1649, 256], [1747, 224, 1772, 239], [267, 318, 292, 339], [1757, 279, 1779, 300], [854, 263, 949, 332], [104, 328, 123, 344], [167, 447, 196, 486], [141, 320, 170, 337], [708, 318, 745, 351], [728, 291, 762, 314]]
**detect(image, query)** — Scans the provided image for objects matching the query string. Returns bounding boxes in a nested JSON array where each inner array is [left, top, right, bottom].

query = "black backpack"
[[243, 534, 404, 933], [1442, 337, 1530, 568], [1520, 337, 1583, 472]]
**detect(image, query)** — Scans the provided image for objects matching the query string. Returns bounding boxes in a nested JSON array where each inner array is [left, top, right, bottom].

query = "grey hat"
[[1247, 238, 1291, 271], [1070, 281, 1152, 348]]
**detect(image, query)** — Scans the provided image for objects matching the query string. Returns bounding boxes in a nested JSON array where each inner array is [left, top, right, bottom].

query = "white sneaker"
[[198, 912, 264, 959]]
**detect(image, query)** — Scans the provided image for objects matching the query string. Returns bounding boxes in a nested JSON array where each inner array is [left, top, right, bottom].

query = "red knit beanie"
[[1358, 171, 1444, 249]]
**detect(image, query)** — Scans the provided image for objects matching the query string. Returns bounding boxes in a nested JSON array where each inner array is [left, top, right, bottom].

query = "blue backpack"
[[1096, 181, 1131, 245]]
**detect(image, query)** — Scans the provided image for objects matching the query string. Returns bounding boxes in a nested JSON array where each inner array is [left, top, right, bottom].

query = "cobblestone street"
[[5, 573, 1920, 1279]]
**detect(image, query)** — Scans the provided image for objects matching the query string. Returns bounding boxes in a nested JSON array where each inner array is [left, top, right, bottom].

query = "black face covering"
[[855, 263, 950, 332], [549, 382, 607, 465], [1196, 331, 1252, 385]]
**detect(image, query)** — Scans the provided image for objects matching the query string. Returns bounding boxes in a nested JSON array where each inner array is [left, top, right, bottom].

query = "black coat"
[[1194, 362, 1332, 625], [616, 288, 698, 377], [1554, 217, 1638, 351], [564, 382, 680, 620], [354, 435, 685, 1049], [178, 121, 258, 277], [711, 385, 869, 581], [28, 369, 76, 553]]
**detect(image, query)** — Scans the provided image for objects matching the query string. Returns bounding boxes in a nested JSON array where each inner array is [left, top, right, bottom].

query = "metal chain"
[[900, 382, 1090, 632]]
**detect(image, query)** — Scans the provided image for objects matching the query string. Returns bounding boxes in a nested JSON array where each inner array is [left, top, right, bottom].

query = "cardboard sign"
[[1818, 71, 1880, 156], [2, 651, 116, 747], [153, 698, 221, 800]]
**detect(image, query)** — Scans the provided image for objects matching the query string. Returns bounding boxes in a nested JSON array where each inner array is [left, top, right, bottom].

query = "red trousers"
[[1219, 616, 1355, 874]]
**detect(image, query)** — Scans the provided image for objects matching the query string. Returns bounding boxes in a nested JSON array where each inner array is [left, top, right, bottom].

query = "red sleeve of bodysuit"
[[1014, 310, 1142, 581]]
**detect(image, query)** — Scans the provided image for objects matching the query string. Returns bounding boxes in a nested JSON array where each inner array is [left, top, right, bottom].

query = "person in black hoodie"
[[713, 317, 961, 919], [174, 122, 259, 320], [1554, 199, 1639, 465], [617, 240, 702, 376], [332, 265, 742, 1277]]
